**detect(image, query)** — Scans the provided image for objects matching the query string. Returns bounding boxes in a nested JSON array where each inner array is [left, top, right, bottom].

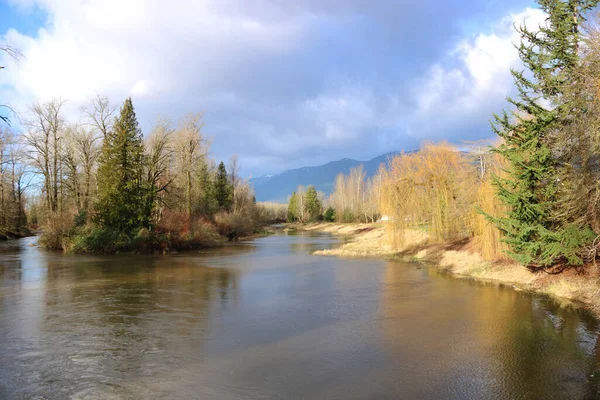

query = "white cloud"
[[1, 0, 309, 111], [410, 7, 546, 138], [1, 0, 544, 174]]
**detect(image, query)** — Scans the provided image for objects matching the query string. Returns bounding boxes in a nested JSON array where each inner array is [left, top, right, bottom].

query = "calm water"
[[0, 232, 599, 399]]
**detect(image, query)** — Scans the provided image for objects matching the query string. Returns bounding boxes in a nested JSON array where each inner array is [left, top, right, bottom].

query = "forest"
[[0, 91, 277, 252], [287, 0, 600, 271]]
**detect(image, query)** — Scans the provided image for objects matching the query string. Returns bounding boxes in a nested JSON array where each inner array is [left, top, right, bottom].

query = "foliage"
[[381, 142, 475, 245], [255, 202, 287, 223], [287, 191, 299, 222], [488, 0, 598, 267], [214, 161, 232, 211], [304, 186, 322, 221], [95, 98, 150, 234], [286, 186, 323, 223], [214, 211, 255, 239], [323, 207, 336, 222]]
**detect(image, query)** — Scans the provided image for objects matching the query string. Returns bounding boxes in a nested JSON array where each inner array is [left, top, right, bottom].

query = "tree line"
[[0, 92, 270, 251]]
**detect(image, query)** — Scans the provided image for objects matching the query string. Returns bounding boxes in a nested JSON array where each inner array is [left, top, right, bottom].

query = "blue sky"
[[0, 0, 539, 177]]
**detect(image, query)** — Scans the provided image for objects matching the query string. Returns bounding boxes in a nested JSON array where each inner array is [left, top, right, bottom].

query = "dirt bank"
[[290, 222, 600, 317]]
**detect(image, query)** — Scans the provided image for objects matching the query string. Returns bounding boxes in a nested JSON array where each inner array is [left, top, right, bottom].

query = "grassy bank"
[[291, 222, 600, 317]]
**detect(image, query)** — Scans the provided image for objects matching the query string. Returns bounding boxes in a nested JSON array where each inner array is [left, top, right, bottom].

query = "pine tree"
[[214, 161, 232, 211], [95, 98, 150, 233], [287, 192, 299, 222], [490, 0, 597, 267], [304, 186, 322, 221]]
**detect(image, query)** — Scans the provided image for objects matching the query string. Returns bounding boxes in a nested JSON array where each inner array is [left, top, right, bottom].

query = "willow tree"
[[95, 98, 149, 233], [490, 0, 598, 267]]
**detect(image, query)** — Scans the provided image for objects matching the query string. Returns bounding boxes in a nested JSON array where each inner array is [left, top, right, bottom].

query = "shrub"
[[214, 211, 254, 239], [39, 211, 78, 250], [66, 225, 132, 253], [323, 207, 336, 222]]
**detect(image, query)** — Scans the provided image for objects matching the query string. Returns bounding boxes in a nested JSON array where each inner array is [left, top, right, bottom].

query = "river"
[[0, 232, 599, 399]]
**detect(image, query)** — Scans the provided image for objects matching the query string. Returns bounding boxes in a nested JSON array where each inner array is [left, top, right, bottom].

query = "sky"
[[0, 0, 542, 177]]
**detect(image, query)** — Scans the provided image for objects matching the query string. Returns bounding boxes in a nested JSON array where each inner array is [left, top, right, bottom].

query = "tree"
[[287, 191, 299, 222], [305, 185, 322, 221], [198, 160, 217, 215], [23, 99, 66, 214], [323, 207, 335, 222], [173, 113, 206, 221], [95, 97, 149, 233], [1, 45, 21, 126], [489, 0, 598, 267], [214, 161, 232, 211], [229, 154, 240, 212], [145, 118, 175, 226], [83, 95, 116, 138]]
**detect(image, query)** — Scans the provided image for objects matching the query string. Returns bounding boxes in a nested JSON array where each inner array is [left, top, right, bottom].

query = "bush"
[[170, 219, 224, 249], [323, 207, 336, 222], [214, 211, 254, 239], [66, 225, 132, 253], [39, 211, 77, 250]]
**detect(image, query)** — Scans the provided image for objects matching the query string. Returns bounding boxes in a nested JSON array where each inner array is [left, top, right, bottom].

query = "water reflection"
[[379, 263, 600, 399], [0, 233, 598, 399]]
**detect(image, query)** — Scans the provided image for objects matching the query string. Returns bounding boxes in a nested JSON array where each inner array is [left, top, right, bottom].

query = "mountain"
[[250, 152, 402, 203]]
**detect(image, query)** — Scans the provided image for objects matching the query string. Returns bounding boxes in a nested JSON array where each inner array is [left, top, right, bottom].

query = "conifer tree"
[[95, 98, 150, 233], [214, 161, 232, 211], [198, 161, 217, 215], [287, 192, 299, 222], [490, 0, 597, 267], [304, 186, 322, 221]]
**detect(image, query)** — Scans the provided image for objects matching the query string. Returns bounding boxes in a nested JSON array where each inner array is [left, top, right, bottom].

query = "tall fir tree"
[[95, 98, 150, 233], [287, 191, 299, 222], [490, 0, 597, 267], [304, 186, 322, 222], [214, 161, 232, 211]]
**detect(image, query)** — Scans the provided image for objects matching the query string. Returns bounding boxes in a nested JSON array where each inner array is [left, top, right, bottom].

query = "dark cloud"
[[2, 0, 535, 176]]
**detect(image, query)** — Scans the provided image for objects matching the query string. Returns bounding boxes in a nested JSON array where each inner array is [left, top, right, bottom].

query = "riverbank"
[[0, 227, 33, 241], [290, 222, 600, 317]]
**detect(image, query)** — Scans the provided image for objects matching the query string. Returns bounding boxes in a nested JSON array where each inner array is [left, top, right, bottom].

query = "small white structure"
[[378, 215, 393, 223]]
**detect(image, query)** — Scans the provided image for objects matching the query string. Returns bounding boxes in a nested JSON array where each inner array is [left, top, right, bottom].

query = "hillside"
[[250, 152, 401, 202]]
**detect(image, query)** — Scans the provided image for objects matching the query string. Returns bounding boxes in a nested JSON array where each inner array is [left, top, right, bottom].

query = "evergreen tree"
[[198, 161, 217, 215], [95, 98, 150, 233], [214, 161, 232, 211], [490, 0, 597, 267], [287, 192, 299, 222], [304, 186, 322, 221], [323, 207, 336, 222]]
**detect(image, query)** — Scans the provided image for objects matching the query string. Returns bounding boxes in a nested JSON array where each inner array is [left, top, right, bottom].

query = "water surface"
[[0, 233, 599, 399]]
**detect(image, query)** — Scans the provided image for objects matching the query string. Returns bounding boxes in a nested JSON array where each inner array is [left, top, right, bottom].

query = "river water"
[[0, 232, 599, 399]]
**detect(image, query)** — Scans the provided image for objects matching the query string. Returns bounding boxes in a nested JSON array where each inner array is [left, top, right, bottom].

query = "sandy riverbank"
[[290, 222, 600, 317]]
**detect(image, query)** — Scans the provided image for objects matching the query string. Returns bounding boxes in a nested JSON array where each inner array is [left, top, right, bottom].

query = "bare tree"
[[62, 124, 101, 213], [1, 45, 22, 126], [23, 99, 66, 213], [146, 117, 175, 224], [83, 95, 116, 138], [229, 154, 240, 212], [173, 113, 207, 222]]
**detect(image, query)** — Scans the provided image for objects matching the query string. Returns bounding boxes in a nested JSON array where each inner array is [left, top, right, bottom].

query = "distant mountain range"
[[250, 152, 402, 203]]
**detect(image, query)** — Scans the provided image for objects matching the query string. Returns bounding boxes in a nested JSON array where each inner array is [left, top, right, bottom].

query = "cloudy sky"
[[0, 0, 542, 177]]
